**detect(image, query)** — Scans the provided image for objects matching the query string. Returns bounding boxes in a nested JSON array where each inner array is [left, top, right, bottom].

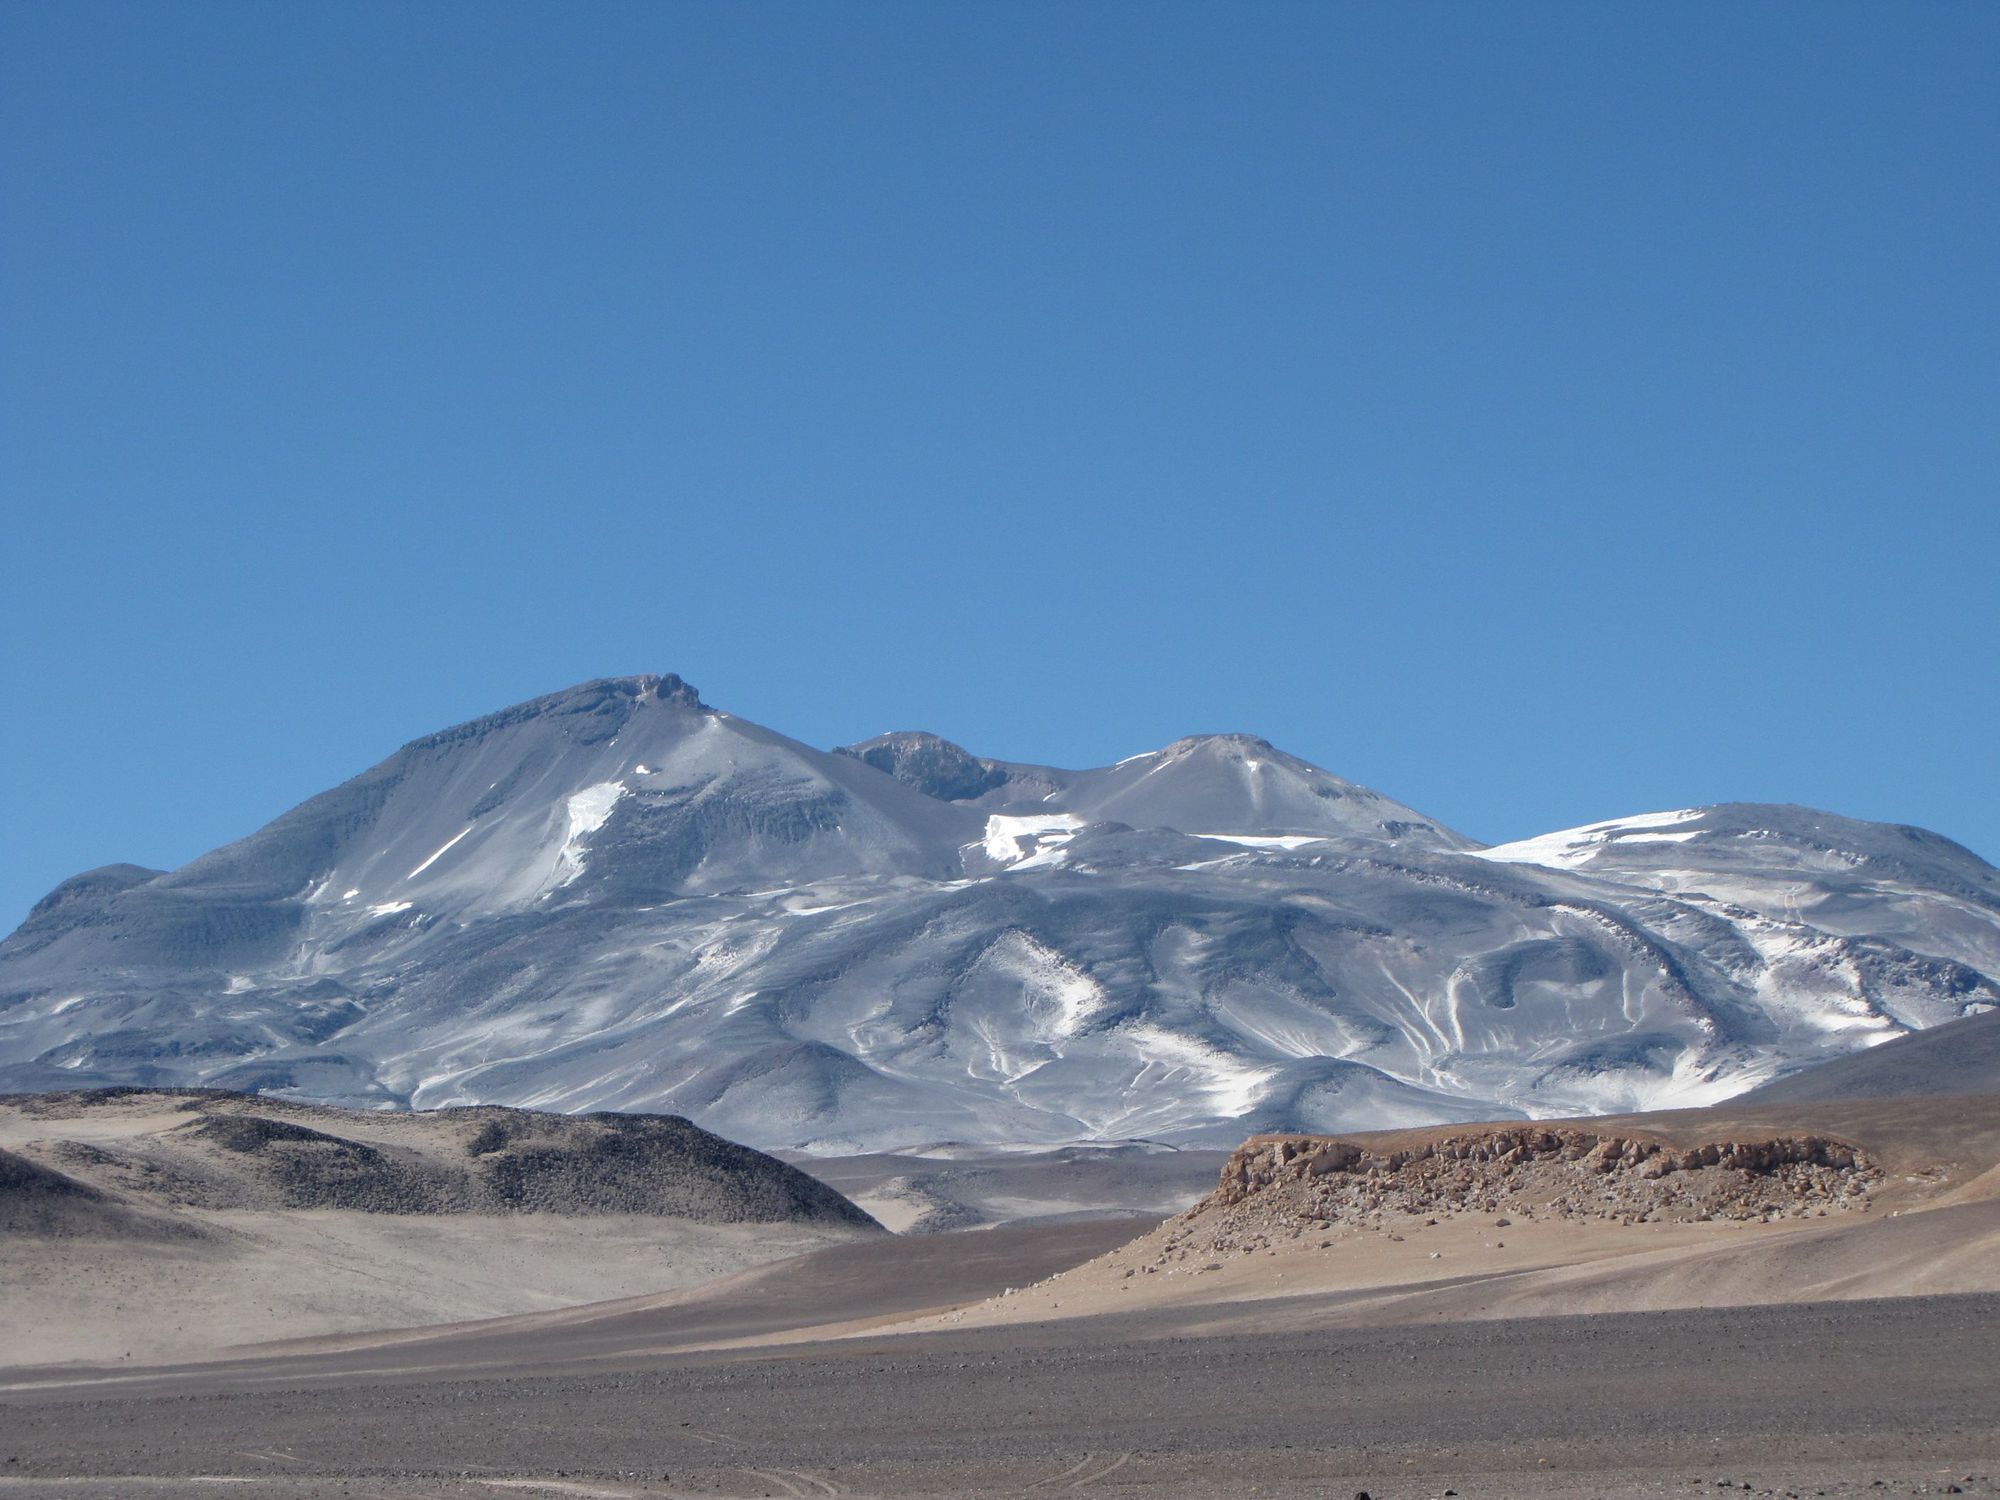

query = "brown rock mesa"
[[1188, 1125, 1878, 1248]]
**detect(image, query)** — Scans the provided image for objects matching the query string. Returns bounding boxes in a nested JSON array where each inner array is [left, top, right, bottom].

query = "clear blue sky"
[[3, 2, 1996, 928]]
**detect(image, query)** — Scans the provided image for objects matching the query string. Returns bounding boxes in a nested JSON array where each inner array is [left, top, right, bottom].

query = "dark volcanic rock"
[[836, 731, 1009, 802], [459, 1109, 880, 1224]]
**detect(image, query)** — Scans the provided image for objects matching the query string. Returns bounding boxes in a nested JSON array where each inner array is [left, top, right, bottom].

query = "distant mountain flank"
[[3, 673, 1995, 1151]]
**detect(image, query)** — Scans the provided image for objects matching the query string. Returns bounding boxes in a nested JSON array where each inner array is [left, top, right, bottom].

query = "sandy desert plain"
[[2, 1011, 1997, 1500]]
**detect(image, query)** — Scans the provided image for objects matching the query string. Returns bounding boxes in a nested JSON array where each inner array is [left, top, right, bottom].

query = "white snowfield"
[[1193, 833, 1328, 851], [1472, 808, 1706, 868], [554, 781, 626, 886], [980, 813, 1085, 869], [3, 674, 1996, 1153]]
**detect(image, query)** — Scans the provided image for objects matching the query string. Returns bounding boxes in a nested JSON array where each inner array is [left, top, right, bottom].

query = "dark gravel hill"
[[0, 1089, 882, 1230]]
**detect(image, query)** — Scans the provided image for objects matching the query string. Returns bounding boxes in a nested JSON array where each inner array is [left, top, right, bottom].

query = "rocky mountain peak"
[[1158, 733, 1277, 757], [834, 731, 1007, 802], [636, 673, 706, 710]]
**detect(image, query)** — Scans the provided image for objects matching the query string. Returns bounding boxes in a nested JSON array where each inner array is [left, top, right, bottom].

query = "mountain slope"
[[1740, 1007, 2000, 1103], [3, 675, 1995, 1151], [1476, 803, 2000, 979]]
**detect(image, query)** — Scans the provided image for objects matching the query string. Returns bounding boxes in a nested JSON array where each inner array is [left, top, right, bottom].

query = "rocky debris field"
[[1157, 1125, 1880, 1260]]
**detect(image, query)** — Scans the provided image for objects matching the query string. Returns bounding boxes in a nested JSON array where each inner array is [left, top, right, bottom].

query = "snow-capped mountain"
[[3, 674, 1995, 1151]]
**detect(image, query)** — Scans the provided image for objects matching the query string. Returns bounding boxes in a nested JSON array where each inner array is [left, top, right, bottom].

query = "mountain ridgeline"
[[3, 674, 1996, 1151]]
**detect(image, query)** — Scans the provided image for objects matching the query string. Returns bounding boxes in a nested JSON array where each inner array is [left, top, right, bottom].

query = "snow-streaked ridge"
[[5, 676, 1997, 1155]]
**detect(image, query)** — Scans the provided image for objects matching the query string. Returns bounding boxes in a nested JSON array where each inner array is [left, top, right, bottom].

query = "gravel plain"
[[2, 1293, 1995, 1499]]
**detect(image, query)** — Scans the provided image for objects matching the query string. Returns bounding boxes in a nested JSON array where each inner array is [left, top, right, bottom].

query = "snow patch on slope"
[[995, 931, 1110, 1039], [1473, 809, 1705, 869], [555, 782, 626, 886], [1121, 1024, 1280, 1116], [982, 814, 1084, 870], [1195, 832, 1326, 852], [407, 826, 473, 881]]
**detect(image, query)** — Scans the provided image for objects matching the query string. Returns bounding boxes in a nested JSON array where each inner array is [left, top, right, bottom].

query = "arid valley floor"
[[4, 1019, 1998, 1498]]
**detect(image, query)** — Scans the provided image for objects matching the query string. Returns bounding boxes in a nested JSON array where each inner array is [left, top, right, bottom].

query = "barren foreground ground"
[[0, 1294, 1994, 1499], [5, 1093, 1998, 1497]]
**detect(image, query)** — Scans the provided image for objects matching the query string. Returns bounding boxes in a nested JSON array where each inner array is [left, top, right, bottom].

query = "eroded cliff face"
[[1200, 1125, 1879, 1231]]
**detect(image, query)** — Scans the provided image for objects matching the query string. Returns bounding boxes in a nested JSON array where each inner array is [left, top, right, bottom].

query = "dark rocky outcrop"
[[836, 731, 1009, 802], [1206, 1125, 1879, 1226]]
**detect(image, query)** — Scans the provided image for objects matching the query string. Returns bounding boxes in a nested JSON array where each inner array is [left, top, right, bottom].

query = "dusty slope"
[[0, 1090, 880, 1365], [134, 1216, 1153, 1375]]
